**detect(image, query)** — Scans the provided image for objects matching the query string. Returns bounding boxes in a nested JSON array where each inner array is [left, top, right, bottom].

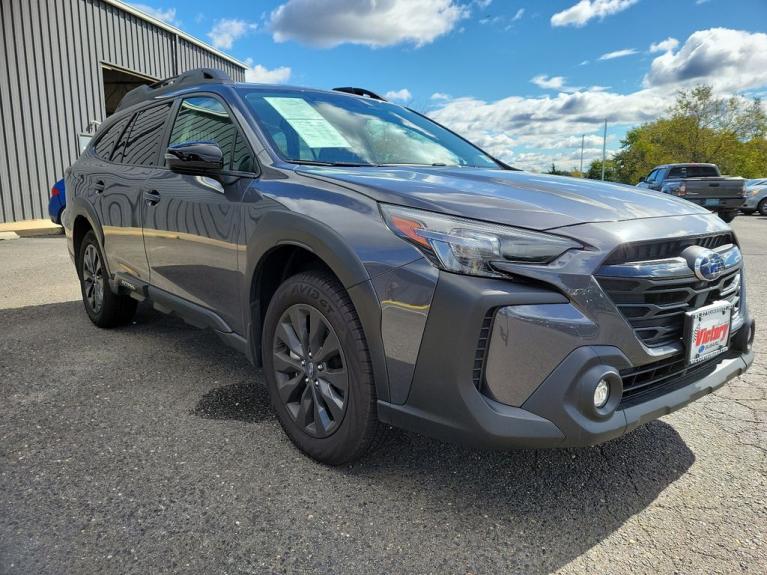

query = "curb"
[[0, 231, 20, 241]]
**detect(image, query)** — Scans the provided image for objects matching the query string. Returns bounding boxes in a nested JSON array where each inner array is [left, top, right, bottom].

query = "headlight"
[[381, 204, 582, 278]]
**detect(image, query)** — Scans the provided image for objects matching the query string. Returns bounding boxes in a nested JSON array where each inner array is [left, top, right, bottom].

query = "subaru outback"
[[63, 69, 755, 464]]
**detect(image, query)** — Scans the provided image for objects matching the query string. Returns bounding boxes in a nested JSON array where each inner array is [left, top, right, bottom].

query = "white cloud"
[[531, 75, 583, 93], [207, 19, 256, 49], [643, 28, 767, 92], [551, 0, 639, 28], [598, 48, 638, 60], [129, 3, 179, 25], [244, 60, 292, 84], [428, 28, 767, 172], [472, 0, 493, 7], [531, 75, 566, 90], [511, 8, 525, 21], [431, 92, 451, 100], [269, 0, 468, 48], [384, 88, 412, 102], [649, 37, 679, 53]]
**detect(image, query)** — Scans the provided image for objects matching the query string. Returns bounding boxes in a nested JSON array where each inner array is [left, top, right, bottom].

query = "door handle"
[[94, 180, 105, 193], [143, 189, 161, 205]]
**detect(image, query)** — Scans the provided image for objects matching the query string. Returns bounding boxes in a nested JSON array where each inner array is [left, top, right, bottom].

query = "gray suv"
[[63, 69, 755, 464]]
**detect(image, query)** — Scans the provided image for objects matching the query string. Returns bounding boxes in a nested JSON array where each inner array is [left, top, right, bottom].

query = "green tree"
[[611, 85, 767, 184], [586, 159, 618, 182]]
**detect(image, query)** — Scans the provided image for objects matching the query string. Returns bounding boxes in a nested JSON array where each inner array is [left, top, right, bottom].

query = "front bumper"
[[377, 270, 754, 448], [377, 213, 754, 448]]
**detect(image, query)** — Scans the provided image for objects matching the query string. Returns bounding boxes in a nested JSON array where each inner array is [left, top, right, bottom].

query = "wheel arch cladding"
[[245, 210, 391, 402]]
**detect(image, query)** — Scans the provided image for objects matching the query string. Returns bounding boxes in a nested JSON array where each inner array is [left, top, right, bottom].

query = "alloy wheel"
[[82, 244, 104, 314], [272, 303, 349, 438]]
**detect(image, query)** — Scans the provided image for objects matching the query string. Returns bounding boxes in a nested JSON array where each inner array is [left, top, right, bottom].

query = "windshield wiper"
[[287, 159, 377, 167]]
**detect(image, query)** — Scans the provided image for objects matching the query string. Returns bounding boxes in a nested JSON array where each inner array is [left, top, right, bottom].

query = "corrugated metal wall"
[[0, 0, 245, 223]]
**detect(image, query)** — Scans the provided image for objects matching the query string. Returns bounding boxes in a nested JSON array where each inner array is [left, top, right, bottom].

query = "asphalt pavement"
[[1, 218, 765, 574]]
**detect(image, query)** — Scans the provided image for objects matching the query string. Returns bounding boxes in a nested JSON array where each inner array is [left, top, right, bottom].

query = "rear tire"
[[718, 210, 738, 223], [262, 271, 385, 465], [78, 230, 137, 328]]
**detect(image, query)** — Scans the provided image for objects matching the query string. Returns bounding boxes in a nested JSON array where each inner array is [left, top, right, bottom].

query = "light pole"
[[579, 134, 584, 175], [601, 119, 607, 181]]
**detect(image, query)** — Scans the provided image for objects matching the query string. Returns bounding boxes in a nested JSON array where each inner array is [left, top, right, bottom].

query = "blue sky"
[[130, 0, 767, 171]]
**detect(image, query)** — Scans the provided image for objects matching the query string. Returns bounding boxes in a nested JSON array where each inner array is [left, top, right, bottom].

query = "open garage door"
[[102, 65, 155, 116]]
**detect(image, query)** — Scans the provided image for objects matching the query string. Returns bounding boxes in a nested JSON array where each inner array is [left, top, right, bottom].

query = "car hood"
[[297, 166, 707, 230]]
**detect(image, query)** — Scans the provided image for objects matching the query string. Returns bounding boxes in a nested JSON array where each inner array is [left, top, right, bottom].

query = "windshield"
[[239, 88, 501, 169]]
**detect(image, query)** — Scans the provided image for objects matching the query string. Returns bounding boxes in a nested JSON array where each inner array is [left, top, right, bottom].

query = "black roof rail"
[[115, 68, 232, 112], [332, 87, 387, 101]]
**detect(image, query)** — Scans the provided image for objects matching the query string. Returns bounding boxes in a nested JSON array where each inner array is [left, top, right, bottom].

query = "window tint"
[[169, 96, 253, 171], [114, 104, 172, 165], [94, 117, 129, 160], [687, 165, 719, 178], [668, 167, 686, 178], [231, 131, 254, 172]]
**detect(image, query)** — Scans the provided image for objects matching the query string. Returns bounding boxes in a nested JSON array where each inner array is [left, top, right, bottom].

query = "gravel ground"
[[0, 219, 765, 575]]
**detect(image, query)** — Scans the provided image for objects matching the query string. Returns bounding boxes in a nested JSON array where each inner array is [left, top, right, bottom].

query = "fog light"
[[594, 379, 610, 408]]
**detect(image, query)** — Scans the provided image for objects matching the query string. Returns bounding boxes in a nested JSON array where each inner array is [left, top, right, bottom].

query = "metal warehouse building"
[[0, 0, 247, 224]]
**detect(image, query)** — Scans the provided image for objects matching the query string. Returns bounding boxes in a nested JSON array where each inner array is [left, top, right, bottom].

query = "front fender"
[[242, 208, 393, 402]]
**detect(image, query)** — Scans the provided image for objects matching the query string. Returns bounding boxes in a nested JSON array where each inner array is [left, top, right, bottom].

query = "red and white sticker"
[[686, 301, 732, 364]]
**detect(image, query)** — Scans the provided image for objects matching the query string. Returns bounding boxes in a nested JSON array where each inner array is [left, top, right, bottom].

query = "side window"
[[645, 169, 657, 182], [169, 96, 253, 172], [115, 104, 172, 165], [94, 117, 129, 160], [231, 132, 254, 172]]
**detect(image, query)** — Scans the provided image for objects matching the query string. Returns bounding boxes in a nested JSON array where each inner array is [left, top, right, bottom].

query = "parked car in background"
[[62, 69, 754, 464], [741, 178, 767, 216], [637, 163, 746, 222], [48, 178, 66, 224]]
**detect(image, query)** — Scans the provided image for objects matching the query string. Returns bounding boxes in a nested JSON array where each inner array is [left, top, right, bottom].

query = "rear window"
[[669, 165, 719, 178], [93, 117, 129, 160]]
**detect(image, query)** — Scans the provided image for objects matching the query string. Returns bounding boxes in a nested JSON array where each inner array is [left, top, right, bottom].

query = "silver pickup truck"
[[637, 163, 746, 222]]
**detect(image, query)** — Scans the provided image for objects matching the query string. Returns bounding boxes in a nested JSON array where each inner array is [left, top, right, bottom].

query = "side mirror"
[[165, 142, 223, 175]]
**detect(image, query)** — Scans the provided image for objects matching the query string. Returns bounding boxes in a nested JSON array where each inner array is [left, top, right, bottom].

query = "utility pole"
[[579, 135, 584, 175], [601, 119, 607, 181]]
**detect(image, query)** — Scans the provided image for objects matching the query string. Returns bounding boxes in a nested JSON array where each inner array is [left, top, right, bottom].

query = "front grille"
[[603, 233, 733, 265], [619, 353, 727, 407], [597, 268, 741, 348]]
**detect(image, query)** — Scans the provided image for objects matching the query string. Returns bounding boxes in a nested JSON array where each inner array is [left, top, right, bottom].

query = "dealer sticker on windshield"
[[685, 301, 732, 364]]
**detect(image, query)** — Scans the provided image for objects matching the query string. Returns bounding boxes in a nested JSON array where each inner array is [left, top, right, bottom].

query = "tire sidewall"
[[759, 199, 767, 216], [78, 231, 107, 324], [262, 273, 373, 464]]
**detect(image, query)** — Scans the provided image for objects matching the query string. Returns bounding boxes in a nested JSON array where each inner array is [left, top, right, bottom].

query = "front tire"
[[262, 271, 385, 465], [78, 230, 137, 328], [758, 199, 767, 217], [718, 209, 738, 223]]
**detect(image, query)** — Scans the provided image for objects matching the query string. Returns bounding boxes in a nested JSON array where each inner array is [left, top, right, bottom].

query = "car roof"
[[656, 163, 718, 168]]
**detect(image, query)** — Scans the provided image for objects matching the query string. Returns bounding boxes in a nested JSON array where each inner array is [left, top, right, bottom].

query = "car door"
[[141, 94, 257, 330], [97, 104, 173, 280]]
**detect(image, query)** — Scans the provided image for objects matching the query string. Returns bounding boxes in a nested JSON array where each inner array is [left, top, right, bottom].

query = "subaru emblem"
[[682, 246, 726, 281]]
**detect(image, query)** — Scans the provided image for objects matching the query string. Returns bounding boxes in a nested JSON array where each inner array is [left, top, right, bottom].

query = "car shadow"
[[343, 421, 694, 573], [3, 300, 695, 573], [177, 307, 695, 572], [192, 380, 272, 423]]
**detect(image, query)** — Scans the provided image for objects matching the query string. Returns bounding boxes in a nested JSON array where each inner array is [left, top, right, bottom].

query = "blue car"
[[48, 178, 66, 224]]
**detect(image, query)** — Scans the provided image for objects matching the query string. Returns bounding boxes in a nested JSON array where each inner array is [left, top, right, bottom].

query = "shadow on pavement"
[[192, 380, 272, 423], [1, 300, 696, 574]]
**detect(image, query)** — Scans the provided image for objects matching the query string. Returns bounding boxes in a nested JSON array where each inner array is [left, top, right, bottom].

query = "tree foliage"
[[587, 85, 767, 184]]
